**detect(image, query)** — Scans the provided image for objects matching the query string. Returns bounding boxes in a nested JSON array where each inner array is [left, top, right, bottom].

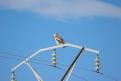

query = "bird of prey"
[[53, 33, 65, 45]]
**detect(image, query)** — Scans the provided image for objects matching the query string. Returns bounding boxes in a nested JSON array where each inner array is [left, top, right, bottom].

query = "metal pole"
[[65, 63, 76, 81], [60, 47, 85, 81], [25, 62, 43, 81]]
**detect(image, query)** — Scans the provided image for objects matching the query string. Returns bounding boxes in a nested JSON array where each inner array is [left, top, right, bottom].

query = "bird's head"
[[53, 33, 59, 37]]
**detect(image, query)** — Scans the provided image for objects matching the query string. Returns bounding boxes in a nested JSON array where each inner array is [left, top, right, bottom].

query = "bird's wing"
[[55, 36, 64, 44]]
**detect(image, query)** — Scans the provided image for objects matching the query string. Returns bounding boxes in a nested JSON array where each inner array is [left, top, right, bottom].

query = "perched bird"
[[53, 33, 65, 45]]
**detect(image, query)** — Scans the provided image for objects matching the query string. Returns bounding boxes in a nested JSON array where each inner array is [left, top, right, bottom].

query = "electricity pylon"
[[11, 43, 99, 81]]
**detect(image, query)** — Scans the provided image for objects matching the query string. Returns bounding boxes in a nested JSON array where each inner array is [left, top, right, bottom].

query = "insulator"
[[95, 62, 100, 71], [52, 53, 56, 56], [11, 72, 17, 81], [95, 55, 99, 60], [96, 62, 100, 67], [52, 57, 56, 60], [96, 68, 100, 73], [95, 57, 99, 62], [52, 49, 56, 54], [96, 62, 99, 66], [51, 49, 57, 67], [52, 61, 57, 67], [95, 54, 100, 73], [52, 61, 56, 64]]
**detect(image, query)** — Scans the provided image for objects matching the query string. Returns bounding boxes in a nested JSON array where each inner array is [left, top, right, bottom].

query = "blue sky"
[[0, 0, 121, 81]]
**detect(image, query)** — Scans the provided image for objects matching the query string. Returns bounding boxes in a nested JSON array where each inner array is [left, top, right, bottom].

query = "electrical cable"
[[49, 65, 89, 81], [97, 72, 118, 81], [0, 54, 89, 81], [0, 51, 89, 81], [0, 51, 118, 81], [0, 51, 97, 72], [0, 51, 50, 63]]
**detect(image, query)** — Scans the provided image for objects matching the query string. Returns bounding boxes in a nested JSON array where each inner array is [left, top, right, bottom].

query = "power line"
[[98, 72, 118, 81], [0, 51, 118, 81], [0, 51, 94, 71], [0, 51, 96, 74], [0, 51, 50, 63], [0, 52, 88, 81]]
